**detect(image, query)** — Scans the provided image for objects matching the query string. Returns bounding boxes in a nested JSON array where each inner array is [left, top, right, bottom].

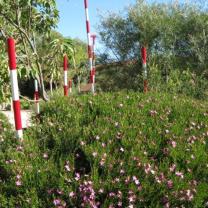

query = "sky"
[[56, 0, 136, 49]]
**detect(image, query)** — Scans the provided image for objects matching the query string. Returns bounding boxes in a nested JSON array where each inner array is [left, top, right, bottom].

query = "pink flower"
[[100, 159, 105, 166], [165, 129, 170, 134], [57, 189, 63, 195], [92, 152, 97, 157], [144, 163, 151, 174], [53, 199, 61, 206], [16, 145, 23, 151], [16, 180, 22, 186], [120, 147, 124, 152], [169, 164, 176, 172], [167, 180, 173, 189], [16, 174, 21, 180], [102, 143, 106, 148], [98, 188, 104, 193], [43, 153, 48, 159], [69, 191, 75, 198], [186, 189, 194, 201], [149, 110, 158, 117], [120, 169, 125, 174], [132, 176, 140, 185], [95, 135, 100, 140], [171, 141, 177, 148], [75, 173, 80, 181], [64, 164, 71, 172], [109, 192, 115, 197], [175, 171, 184, 179]]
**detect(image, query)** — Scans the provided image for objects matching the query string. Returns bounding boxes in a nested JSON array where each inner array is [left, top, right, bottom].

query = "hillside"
[[0, 92, 208, 207]]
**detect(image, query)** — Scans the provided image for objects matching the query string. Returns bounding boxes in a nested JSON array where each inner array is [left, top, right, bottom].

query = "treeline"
[[97, 0, 208, 97]]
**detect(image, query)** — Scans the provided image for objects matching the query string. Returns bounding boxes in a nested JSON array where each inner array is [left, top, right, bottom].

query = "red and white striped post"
[[69, 80, 72, 93], [34, 80, 40, 114], [91, 34, 96, 93], [7, 38, 23, 139], [63, 55, 68, 96], [141, 46, 148, 93], [84, 0, 94, 94]]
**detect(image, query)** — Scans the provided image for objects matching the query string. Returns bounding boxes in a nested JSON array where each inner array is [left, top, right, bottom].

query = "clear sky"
[[56, 0, 136, 47]]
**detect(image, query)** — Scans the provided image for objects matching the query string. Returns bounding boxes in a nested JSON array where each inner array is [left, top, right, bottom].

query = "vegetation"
[[0, 0, 88, 102], [0, 92, 208, 207], [1, 0, 208, 207], [97, 0, 208, 95]]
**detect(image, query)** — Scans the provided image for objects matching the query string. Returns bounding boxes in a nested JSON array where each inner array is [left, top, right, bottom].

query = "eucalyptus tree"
[[0, 0, 59, 100]]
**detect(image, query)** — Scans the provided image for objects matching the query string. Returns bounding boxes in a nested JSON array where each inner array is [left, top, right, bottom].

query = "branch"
[[0, 12, 37, 54], [0, 28, 7, 41]]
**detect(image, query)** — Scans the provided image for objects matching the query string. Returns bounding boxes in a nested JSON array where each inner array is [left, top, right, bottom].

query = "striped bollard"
[[34, 80, 40, 114], [91, 34, 96, 93], [7, 38, 23, 139], [63, 55, 68, 96], [84, 0, 94, 94], [69, 80, 72, 93], [141, 46, 148, 93]]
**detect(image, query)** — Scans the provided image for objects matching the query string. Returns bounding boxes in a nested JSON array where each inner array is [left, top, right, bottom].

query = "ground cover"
[[0, 92, 208, 207]]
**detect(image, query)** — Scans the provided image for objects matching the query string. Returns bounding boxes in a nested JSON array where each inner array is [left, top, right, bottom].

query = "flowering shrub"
[[0, 92, 208, 207]]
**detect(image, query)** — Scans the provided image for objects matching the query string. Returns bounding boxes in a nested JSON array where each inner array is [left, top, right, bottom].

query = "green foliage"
[[0, 1, 88, 102], [98, 0, 208, 88], [97, 0, 208, 97], [0, 42, 10, 103], [148, 65, 208, 99], [0, 93, 208, 207]]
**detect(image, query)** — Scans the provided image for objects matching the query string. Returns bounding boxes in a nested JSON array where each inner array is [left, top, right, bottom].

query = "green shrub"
[[0, 93, 208, 207], [149, 65, 208, 99]]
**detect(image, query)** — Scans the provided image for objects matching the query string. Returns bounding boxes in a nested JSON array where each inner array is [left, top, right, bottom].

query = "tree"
[[0, 0, 59, 100], [98, 0, 208, 75]]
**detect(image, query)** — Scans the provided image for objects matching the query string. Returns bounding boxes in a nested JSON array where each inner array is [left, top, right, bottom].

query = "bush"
[[149, 65, 208, 99], [0, 93, 208, 207]]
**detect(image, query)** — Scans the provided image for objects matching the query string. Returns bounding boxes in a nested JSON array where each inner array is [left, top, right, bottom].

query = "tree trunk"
[[50, 74, 54, 95], [36, 61, 49, 101]]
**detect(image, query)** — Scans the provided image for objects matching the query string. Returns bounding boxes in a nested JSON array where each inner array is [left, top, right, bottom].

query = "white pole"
[[34, 79, 40, 114]]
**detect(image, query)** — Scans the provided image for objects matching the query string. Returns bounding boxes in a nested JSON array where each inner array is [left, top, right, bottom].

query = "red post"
[[7, 38, 23, 139], [141, 46, 148, 93], [63, 55, 68, 96]]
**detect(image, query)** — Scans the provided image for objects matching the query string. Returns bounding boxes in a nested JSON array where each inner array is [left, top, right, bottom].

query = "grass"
[[0, 92, 208, 207]]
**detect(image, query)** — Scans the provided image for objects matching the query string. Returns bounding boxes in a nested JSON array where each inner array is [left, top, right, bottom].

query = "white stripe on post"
[[84, 0, 94, 94], [69, 80, 72, 93], [34, 80, 40, 114], [7, 38, 23, 139], [10, 70, 20, 101], [63, 55, 68, 96], [64, 71, 68, 86], [91, 34, 96, 93]]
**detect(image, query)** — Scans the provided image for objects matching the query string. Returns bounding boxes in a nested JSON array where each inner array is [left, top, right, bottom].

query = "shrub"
[[0, 93, 208, 207], [149, 65, 208, 99]]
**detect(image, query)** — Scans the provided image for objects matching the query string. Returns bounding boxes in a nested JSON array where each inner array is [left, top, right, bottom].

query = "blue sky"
[[56, 0, 136, 49]]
